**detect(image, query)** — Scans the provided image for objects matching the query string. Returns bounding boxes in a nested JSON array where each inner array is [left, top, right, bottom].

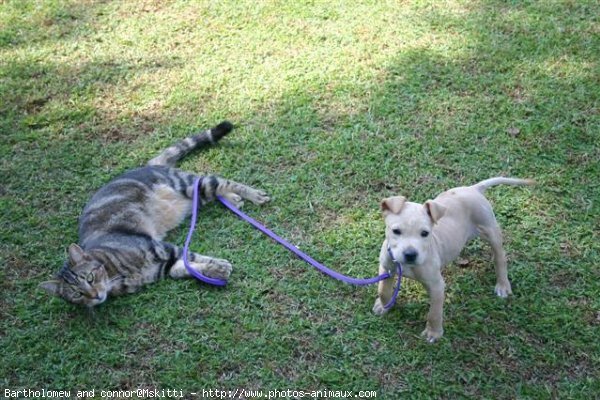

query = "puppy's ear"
[[424, 200, 446, 224], [381, 196, 406, 216]]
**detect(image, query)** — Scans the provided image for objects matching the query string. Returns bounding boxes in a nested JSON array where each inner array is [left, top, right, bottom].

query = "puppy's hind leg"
[[479, 223, 512, 298]]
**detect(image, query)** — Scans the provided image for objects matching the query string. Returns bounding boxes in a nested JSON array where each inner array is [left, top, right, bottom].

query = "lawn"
[[1, 0, 598, 398]]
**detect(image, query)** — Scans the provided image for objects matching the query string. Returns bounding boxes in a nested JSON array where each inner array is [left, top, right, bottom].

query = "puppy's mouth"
[[389, 249, 418, 266]]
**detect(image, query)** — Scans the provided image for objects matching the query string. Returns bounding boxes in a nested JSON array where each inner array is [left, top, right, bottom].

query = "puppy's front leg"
[[373, 263, 395, 315], [422, 274, 445, 343]]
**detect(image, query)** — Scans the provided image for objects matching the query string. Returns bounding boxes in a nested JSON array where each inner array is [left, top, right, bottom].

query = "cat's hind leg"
[[199, 176, 270, 207], [220, 181, 270, 206], [169, 251, 232, 280]]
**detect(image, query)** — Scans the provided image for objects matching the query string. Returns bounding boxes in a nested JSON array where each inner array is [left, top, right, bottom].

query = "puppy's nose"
[[403, 249, 418, 264]]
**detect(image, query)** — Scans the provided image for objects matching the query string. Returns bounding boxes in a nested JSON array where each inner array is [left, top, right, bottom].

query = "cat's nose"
[[88, 291, 105, 303]]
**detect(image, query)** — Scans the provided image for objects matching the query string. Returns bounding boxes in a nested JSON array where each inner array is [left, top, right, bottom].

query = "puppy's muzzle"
[[403, 248, 418, 264]]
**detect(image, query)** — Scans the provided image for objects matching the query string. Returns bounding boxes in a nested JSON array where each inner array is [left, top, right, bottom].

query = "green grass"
[[1, 0, 598, 398]]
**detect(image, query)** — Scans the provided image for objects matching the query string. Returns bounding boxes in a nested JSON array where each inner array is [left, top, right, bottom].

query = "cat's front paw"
[[223, 193, 244, 208]]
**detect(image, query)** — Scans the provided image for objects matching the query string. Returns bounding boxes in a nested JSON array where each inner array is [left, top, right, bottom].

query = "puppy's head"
[[381, 196, 446, 266]]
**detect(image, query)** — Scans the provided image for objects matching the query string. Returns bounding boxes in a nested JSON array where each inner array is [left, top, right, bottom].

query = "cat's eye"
[[72, 291, 83, 299], [421, 230, 430, 238], [392, 228, 402, 235], [86, 273, 94, 284]]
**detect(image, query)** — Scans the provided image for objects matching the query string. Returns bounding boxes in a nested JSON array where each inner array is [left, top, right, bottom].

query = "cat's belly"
[[147, 184, 192, 238]]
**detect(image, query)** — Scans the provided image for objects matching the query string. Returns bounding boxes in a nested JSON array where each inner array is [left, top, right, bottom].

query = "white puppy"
[[372, 177, 534, 342]]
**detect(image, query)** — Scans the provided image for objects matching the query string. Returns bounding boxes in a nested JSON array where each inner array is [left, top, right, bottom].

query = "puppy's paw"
[[372, 298, 390, 316], [494, 282, 512, 298], [421, 327, 444, 343]]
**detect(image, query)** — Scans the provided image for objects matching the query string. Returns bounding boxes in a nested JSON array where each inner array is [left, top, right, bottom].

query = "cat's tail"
[[147, 121, 234, 167]]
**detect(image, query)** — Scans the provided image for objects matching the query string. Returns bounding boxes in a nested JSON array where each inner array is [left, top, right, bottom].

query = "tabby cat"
[[40, 121, 269, 306]]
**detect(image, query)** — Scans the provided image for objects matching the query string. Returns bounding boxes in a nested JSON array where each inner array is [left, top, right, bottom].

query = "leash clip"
[[385, 266, 397, 279], [386, 247, 400, 277], [382, 246, 403, 310]]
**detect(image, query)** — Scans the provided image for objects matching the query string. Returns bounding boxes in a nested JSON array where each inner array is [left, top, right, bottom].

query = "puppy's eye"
[[421, 230, 430, 238], [392, 228, 402, 235]]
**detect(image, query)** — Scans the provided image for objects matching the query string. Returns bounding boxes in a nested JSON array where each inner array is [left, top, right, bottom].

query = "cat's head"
[[40, 244, 110, 307]]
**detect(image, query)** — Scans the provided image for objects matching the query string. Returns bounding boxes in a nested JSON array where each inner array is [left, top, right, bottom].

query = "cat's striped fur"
[[40, 121, 269, 306]]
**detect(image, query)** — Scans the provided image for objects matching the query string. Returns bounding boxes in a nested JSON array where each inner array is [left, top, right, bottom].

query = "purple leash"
[[184, 177, 402, 309], [182, 177, 227, 286]]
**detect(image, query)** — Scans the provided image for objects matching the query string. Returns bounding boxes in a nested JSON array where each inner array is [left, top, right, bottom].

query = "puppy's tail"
[[473, 177, 535, 193], [148, 121, 234, 167]]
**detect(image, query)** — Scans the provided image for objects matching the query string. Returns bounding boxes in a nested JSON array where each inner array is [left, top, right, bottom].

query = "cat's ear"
[[39, 280, 61, 296], [68, 243, 88, 264]]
